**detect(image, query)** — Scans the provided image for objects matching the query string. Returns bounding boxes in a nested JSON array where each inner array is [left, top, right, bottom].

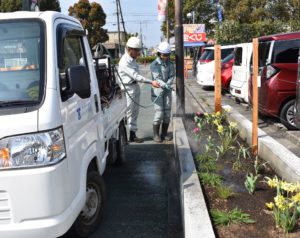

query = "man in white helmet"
[[118, 36, 160, 143], [150, 42, 175, 143]]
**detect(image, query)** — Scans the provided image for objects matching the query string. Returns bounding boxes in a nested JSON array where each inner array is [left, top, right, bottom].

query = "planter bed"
[[182, 111, 300, 238]]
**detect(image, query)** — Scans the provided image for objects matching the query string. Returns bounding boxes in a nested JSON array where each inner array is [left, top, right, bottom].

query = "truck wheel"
[[107, 138, 117, 164], [280, 99, 299, 130], [116, 123, 126, 164], [71, 171, 106, 237]]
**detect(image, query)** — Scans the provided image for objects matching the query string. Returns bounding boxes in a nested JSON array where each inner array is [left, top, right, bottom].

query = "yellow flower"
[[217, 125, 223, 134], [204, 112, 209, 117], [213, 119, 219, 126], [229, 121, 237, 129], [266, 177, 279, 188], [281, 181, 297, 193], [274, 194, 285, 210], [266, 202, 274, 210], [215, 111, 221, 117], [291, 193, 300, 203]]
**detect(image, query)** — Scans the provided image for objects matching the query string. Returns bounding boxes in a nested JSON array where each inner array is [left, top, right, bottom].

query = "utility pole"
[[175, 0, 185, 115], [166, 0, 170, 43], [118, 0, 127, 42], [139, 22, 144, 56], [116, 0, 122, 57]]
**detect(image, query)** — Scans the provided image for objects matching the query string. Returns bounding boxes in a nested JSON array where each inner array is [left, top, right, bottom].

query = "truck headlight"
[[0, 128, 66, 169]]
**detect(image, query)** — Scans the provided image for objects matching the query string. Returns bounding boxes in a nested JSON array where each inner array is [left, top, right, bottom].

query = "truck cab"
[[0, 11, 126, 237]]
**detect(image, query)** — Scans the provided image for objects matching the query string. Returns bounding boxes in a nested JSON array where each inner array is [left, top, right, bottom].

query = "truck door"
[[57, 23, 102, 198]]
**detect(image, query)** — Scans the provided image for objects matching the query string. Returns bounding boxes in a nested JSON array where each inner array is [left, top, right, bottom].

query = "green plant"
[[211, 207, 256, 226], [199, 172, 222, 187], [195, 153, 217, 173], [233, 142, 251, 171], [244, 157, 268, 194], [265, 176, 300, 233], [244, 172, 259, 194], [237, 142, 251, 160], [216, 184, 235, 199], [215, 121, 238, 158]]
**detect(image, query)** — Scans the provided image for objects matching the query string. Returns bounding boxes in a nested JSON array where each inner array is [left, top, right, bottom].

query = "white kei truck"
[[0, 11, 127, 238]]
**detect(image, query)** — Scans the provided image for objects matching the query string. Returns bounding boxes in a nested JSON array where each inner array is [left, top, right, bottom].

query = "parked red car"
[[221, 53, 234, 91], [249, 31, 300, 130]]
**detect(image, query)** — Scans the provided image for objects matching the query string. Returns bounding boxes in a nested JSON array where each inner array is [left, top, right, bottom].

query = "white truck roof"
[[0, 11, 81, 26]]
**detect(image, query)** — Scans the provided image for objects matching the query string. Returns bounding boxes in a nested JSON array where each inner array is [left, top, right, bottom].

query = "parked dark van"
[[249, 32, 300, 130]]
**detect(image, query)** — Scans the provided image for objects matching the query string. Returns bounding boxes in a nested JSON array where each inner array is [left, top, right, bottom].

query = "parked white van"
[[230, 43, 253, 103], [0, 11, 127, 238], [196, 45, 236, 88]]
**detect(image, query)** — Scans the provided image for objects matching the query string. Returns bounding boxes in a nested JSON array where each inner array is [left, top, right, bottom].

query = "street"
[[62, 65, 183, 238]]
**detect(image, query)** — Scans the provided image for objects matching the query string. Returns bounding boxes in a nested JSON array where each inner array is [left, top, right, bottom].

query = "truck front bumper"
[[0, 159, 85, 238]]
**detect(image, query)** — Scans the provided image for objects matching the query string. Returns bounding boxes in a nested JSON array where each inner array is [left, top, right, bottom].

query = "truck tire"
[[116, 123, 126, 164], [107, 138, 117, 165], [280, 99, 299, 130], [71, 171, 106, 237]]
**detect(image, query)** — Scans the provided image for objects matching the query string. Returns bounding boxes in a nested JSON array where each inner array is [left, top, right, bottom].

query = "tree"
[[215, 0, 300, 43], [0, 0, 22, 12], [39, 0, 61, 11], [161, 0, 215, 39], [161, 0, 175, 38], [69, 0, 108, 47]]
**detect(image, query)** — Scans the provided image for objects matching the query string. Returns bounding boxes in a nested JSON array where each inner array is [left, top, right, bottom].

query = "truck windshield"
[[0, 21, 44, 105]]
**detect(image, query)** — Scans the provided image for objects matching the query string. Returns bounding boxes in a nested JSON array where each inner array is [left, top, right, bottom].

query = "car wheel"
[[116, 122, 126, 164], [71, 171, 106, 237], [280, 99, 299, 130]]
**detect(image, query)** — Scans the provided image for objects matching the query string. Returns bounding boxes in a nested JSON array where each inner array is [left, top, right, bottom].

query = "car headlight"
[[0, 128, 66, 169]]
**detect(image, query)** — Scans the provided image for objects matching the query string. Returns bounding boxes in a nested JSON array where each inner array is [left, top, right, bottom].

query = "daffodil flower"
[[217, 125, 223, 134], [266, 202, 274, 210]]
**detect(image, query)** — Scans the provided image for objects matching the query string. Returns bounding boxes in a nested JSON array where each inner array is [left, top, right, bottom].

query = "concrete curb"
[[173, 117, 215, 238], [223, 105, 300, 182]]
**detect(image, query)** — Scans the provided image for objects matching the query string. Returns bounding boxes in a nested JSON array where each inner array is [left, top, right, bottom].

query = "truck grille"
[[0, 191, 11, 224]]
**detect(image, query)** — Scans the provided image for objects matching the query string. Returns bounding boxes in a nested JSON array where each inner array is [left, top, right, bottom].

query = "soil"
[[183, 114, 300, 238]]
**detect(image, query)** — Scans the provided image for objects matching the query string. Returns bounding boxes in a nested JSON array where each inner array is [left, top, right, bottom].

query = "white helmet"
[[126, 37, 141, 49], [157, 42, 171, 54]]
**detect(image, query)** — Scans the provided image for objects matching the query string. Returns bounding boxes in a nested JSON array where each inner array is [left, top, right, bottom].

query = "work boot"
[[129, 131, 144, 143], [161, 123, 172, 141], [153, 124, 162, 143]]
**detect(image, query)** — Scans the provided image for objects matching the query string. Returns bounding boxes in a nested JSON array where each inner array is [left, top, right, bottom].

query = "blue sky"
[[60, 0, 162, 48]]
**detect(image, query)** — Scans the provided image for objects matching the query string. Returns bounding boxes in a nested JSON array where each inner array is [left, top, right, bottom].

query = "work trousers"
[[152, 92, 172, 125], [125, 83, 140, 132]]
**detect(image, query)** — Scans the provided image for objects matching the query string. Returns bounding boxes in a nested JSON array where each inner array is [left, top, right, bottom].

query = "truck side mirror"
[[65, 65, 91, 99]]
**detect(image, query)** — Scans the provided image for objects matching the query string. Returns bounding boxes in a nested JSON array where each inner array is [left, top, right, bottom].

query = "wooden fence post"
[[214, 45, 221, 113], [252, 38, 259, 156]]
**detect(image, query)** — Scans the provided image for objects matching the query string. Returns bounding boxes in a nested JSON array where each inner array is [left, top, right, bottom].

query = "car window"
[[222, 53, 234, 63], [234, 47, 243, 66], [272, 39, 300, 64], [199, 50, 209, 60], [221, 48, 234, 59], [258, 41, 271, 67]]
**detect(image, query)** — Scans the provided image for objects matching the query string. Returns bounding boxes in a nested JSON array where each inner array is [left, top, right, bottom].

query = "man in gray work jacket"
[[118, 37, 160, 143], [150, 42, 175, 143]]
